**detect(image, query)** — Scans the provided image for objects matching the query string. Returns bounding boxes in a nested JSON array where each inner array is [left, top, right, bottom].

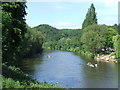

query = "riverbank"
[[45, 48, 94, 59], [2, 63, 60, 88], [95, 52, 118, 63], [45, 48, 118, 64]]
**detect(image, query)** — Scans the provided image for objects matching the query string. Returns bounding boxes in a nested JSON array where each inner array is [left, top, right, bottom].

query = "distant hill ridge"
[[33, 24, 82, 42]]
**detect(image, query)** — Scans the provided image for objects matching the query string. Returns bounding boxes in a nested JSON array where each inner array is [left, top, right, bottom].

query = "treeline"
[[35, 24, 118, 58], [34, 4, 120, 60], [34, 25, 83, 51]]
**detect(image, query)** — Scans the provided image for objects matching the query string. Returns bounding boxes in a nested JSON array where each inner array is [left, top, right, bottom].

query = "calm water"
[[19, 50, 118, 88]]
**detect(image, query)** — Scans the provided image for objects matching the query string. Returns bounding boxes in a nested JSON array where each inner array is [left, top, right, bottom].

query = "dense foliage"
[[81, 24, 117, 55], [34, 24, 60, 42], [2, 2, 27, 64], [19, 26, 44, 57], [113, 35, 120, 61], [82, 3, 97, 29], [34, 25, 83, 52], [2, 2, 44, 64], [106, 27, 117, 47]]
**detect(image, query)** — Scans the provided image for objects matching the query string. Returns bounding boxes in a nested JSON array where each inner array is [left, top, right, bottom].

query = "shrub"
[[113, 35, 120, 61]]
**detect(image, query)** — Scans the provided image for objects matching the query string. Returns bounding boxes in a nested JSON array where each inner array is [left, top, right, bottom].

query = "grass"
[[2, 63, 62, 89]]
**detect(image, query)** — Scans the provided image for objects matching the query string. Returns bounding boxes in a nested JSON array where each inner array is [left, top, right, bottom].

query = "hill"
[[33, 24, 82, 42], [33, 24, 60, 42]]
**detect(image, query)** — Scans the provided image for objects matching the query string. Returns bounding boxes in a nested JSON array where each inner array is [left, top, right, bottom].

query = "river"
[[18, 50, 118, 88]]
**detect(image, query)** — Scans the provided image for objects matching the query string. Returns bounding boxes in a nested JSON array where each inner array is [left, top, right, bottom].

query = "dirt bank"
[[95, 52, 118, 63]]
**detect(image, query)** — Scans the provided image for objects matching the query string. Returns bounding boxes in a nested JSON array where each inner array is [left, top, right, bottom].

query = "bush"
[[113, 35, 120, 61], [3, 77, 24, 88]]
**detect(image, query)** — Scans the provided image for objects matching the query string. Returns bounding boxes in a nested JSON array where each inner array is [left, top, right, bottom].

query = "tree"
[[105, 28, 117, 47], [82, 3, 97, 29], [113, 35, 120, 61], [19, 26, 44, 57], [81, 24, 109, 55], [2, 2, 27, 63]]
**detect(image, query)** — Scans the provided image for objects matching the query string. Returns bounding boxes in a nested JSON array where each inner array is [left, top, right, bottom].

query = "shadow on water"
[[18, 50, 118, 88], [17, 53, 44, 75]]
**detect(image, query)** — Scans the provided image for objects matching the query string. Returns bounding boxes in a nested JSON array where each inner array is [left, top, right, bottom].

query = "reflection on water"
[[19, 50, 118, 88]]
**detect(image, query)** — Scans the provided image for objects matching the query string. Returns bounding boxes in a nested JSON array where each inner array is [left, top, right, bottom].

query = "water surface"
[[19, 50, 118, 88]]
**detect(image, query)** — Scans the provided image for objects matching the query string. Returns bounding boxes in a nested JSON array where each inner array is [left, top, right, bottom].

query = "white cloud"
[[52, 5, 63, 9]]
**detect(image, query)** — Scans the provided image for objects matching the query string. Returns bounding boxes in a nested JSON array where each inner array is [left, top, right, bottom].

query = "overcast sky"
[[26, 0, 119, 29]]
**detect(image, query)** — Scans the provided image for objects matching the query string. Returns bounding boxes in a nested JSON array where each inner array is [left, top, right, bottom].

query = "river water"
[[19, 50, 118, 88]]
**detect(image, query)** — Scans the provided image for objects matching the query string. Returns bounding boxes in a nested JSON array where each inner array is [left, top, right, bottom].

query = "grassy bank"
[[2, 63, 61, 89]]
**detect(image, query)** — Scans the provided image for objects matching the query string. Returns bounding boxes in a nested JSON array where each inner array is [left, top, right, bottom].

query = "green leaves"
[[113, 35, 120, 59], [2, 2, 27, 64], [81, 24, 109, 55], [82, 3, 97, 29], [19, 26, 44, 57], [3, 77, 24, 88], [106, 28, 117, 47]]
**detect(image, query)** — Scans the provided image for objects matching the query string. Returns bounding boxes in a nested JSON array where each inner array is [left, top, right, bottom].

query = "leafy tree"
[[105, 28, 117, 47], [108, 24, 119, 34], [82, 3, 97, 29], [113, 35, 120, 60], [19, 26, 44, 57], [81, 24, 109, 55], [108, 24, 117, 29], [2, 2, 27, 64]]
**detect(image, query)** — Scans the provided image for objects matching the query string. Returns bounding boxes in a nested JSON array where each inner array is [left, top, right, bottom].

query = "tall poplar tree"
[[82, 3, 97, 29]]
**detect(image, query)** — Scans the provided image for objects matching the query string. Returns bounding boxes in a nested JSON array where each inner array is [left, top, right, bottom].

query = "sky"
[[26, 0, 119, 29]]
